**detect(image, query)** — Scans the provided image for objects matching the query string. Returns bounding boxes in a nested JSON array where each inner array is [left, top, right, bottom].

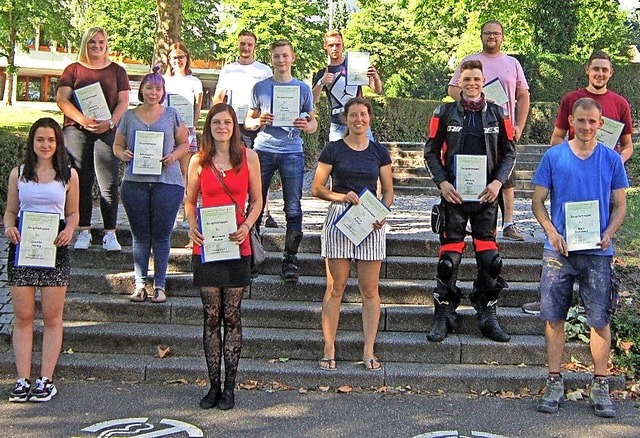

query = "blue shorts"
[[539, 249, 612, 329]]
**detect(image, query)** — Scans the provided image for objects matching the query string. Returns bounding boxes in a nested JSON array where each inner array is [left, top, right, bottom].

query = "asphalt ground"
[[1, 377, 639, 438]]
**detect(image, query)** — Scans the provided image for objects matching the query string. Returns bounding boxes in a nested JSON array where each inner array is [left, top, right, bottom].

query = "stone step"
[[69, 270, 541, 307], [32, 321, 590, 365], [384, 142, 551, 155], [394, 186, 534, 198], [393, 176, 535, 189], [392, 157, 542, 171], [60, 293, 545, 335], [0, 351, 623, 393]]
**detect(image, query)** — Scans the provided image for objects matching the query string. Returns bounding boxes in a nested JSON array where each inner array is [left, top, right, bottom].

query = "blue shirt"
[[250, 77, 313, 154], [532, 141, 628, 255]]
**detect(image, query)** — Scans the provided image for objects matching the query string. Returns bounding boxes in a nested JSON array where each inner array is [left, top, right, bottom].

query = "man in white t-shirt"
[[448, 20, 530, 242], [214, 31, 277, 227]]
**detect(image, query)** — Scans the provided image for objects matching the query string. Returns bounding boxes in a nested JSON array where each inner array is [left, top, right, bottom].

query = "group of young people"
[[3, 20, 632, 418]]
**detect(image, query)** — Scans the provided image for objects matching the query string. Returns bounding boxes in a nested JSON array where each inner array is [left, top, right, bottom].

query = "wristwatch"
[[108, 119, 115, 130]]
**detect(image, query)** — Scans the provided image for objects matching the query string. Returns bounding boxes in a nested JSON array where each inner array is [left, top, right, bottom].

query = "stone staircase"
[[388, 141, 550, 197], [0, 189, 625, 392]]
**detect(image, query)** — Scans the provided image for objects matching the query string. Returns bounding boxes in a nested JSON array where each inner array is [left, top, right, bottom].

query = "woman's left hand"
[[161, 153, 176, 166], [54, 228, 74, 247], [230, 222, 250, 244], [373, 218, 387, 230]]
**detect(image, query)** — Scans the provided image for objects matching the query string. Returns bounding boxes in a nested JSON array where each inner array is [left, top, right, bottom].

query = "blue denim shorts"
[[539, 249, 612, 329]]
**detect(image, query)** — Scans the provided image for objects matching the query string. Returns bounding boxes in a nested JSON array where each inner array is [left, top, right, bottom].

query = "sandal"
[[318, 358, 337, 371], [363, 357, 382, 371], [129, 287, 148, 302], [151, 288, 167, 303]]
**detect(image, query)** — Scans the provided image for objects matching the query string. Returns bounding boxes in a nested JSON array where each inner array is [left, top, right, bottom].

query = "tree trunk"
[[3, 10, 17, 106], [153, 0, 182, 70]]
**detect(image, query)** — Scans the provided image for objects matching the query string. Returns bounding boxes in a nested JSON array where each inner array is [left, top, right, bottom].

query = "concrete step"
[[68, 270, 541, 307], [393, 176, 535, 188], [0, 351, 623, 393], [384, 142, 551, 155], [60, 293, 545, 335], [31, 321, 590, 365], [394, 186, 534, 198]]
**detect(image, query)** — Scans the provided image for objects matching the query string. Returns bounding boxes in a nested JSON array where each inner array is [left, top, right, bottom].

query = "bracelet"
[[242, 223, 251, 231]]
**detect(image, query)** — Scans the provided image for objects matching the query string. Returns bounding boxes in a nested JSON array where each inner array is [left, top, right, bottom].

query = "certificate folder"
[[333, 188, 390, 246], [15, 211, 60, 268], [74, 82, 112, 120], [198, 205, 240, 263]]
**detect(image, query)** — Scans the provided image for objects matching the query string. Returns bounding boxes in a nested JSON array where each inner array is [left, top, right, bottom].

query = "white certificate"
[[455, 155, 487, 202], [227, 90, 250, 122], [565, 200, 600, 251], [596, 116, 624, 149], [74, 82, 112, 120], [271, 85, 300, 127], [346, 52, 370, 86], [132, 131, 164, 175], [198, 205, 240, 263], [334, 188, 390, 246], [167, 94, 194, 128], [15, 211, 60, 268], [483, 77, 509, 106]]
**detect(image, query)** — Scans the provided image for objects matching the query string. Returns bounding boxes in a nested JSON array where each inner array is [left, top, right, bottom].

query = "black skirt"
[[192, 255, 251, 288]]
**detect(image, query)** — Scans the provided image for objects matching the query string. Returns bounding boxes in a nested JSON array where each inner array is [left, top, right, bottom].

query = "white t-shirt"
[[164, 74, 203, 128], [215, 60, 273, 123]]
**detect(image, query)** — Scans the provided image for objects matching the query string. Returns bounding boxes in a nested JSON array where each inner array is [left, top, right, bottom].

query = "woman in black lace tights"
[[185, 103, 262, 410]]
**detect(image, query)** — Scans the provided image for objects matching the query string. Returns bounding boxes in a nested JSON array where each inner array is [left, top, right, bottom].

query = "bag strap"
[[210, 165, 245, 219]]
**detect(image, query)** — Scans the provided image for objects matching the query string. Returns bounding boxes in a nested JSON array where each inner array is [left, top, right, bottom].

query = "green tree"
[[331, 0, 350, 31]]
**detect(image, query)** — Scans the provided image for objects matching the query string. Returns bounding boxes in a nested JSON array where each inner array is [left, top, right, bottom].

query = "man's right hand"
[[321, 67, 334, 85], [439, 181, 463, 204], [548, 230, 568, 256]]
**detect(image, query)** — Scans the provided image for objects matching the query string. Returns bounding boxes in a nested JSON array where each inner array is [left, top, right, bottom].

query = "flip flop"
[[129, 287, 147, 302], [318, 358, 337, 371], [151, 288, 167, 303], [363, 357, 382, 371]]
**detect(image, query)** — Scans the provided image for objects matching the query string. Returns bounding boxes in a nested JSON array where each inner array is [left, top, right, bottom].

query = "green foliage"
[[0, 129, 26, 212], [216, 0, 326, 79], [518, 102, 558, 145], [564, 306, 590, 344]]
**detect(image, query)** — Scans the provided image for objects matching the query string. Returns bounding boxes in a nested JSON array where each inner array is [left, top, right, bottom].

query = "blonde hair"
[[78, 27, 110, 64]]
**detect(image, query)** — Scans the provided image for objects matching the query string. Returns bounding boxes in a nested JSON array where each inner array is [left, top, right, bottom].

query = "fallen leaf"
[[498, 391, 520, 399], [437, 389, 445, 395], [299, 388, 308, 394], [63, 348, 74, 354], [619, 340, 634, 353], [195, 378, 208, 387], [337, 385, 352, 393], [165, 379, 189, 385], [156, 345, 171, 358], [516, 363, 527, 368], [239, 380, 259, 390], [566, 389, 584, 401], [376, 386, 388, 393], [318, 386, 330, 392], [519, 387, 531, 397], [85, 377, 96, 382]]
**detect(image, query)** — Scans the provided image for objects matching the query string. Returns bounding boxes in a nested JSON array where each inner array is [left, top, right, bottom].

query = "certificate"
[[596, 116, 624, 149], [198, 205, 240, 263], [15, 211, 60, 268], [565, 200, 600, 251], [227, 90, 250, 122], [132, 131, 164, 175], [346, 52, 370, 86], [271, 85, 300, 127], [74, 82, 112, 120], [333, 188, 390, 246], [483, 77, 509, 106], [454, 155, 487, 202], [167, 94, 194, 128]]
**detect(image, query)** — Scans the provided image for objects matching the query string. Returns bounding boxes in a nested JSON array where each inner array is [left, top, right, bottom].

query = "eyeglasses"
[[170, 55, 187, 61], [482, 31, 503, 37]]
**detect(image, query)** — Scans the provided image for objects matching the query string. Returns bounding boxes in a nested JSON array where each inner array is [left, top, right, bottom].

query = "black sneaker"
[[264, 214, 278, 228], [8, 378, 31, 402], [29, 377, 57, 402]]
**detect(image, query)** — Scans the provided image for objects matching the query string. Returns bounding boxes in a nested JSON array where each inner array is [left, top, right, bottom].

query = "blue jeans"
[[329, 123, 375, 142], [256, 150, 303, 232], [63, 125, 120, 229], [121, 181, 183, 289]]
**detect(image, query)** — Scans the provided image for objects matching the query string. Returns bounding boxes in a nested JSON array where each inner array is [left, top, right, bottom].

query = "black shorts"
[[192, 255, 251, 288]]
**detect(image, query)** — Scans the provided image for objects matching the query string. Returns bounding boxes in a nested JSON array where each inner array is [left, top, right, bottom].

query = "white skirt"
[[321, 202, 386, 261]]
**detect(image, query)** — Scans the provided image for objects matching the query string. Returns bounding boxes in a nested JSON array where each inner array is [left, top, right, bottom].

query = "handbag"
[[210, 165, 266, 266]]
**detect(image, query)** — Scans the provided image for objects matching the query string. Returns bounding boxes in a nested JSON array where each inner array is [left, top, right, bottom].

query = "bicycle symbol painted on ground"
[[79, 418, 203, 437]]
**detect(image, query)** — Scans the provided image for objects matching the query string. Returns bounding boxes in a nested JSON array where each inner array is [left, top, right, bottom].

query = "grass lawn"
[[0, 106, 63, 135]]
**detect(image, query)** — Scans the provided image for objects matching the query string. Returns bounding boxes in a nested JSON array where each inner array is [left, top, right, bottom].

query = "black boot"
[[427, 282, 461, 342], [218, 388, 235, 410], [199, 385, 221, 409], [469, 279, 511, 342], [282, 230, 303, 283]]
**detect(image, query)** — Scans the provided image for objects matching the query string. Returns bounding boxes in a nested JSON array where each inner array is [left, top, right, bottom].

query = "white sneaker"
[[102, 232, 122, 251], [73, 230, 92, 250]]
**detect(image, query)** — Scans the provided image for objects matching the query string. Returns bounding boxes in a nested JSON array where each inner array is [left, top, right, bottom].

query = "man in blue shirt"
[[532, 97, 628, 418], [245, 40, 317, 282]]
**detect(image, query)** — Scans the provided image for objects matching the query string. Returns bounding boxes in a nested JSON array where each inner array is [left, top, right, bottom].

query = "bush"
[[0, 129, 27, 213]]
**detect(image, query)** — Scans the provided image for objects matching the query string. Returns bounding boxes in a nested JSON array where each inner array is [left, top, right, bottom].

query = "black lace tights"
[[200, 287, 244, 391]]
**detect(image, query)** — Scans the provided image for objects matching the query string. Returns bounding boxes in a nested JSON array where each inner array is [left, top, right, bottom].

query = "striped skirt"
[[321, 202, 386, 261]]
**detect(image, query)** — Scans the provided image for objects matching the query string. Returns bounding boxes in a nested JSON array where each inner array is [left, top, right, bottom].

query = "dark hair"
[[138, 65, 166, 104], [166, 42, 193, 76], [572, 97, 602, 116], [481, 20, 503, 34], [588, 50, 612, 68], [271, 39, 294, 53], [341, 97, 374, 136], [199, 103, 244, 172], [23, 117, 71, 184], [238, 30, 257, 43], [460, 59, 483, 73]]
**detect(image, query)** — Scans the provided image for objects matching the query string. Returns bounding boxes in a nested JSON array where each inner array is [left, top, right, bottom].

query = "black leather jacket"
[[424, 100, 516, 187]]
